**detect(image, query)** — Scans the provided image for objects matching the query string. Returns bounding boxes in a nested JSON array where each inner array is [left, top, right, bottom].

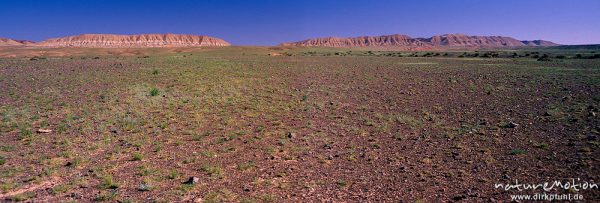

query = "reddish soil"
[[0, 47, 598, 202]]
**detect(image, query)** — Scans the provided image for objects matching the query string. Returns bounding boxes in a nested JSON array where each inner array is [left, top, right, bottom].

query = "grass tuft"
[[149, 88, 160, 96]]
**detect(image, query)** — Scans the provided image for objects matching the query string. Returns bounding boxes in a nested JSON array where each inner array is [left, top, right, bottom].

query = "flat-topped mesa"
[[282, 34, 428, 47], [282, 33, 559, 49], [36, 34, 231, 47]]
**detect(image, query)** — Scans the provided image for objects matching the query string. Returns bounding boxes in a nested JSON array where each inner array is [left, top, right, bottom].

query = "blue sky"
[[0, 0, 599, 45]]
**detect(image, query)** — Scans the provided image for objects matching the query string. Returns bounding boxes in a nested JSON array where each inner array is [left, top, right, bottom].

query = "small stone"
[[453, 195, 466, 201], [184, 177, 200, 185], [287, 132, 296, 139], [420, 158, 432, 164], [69, 193, 83, 199], [37, 129, 52, 133], [110, 127, 119, 134], [138, 183, 153, 191], [502, 121, 518, 128], [478, 119, 487, 125]]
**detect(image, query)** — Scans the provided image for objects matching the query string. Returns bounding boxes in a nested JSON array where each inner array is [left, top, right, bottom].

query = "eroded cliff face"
[[283, 34, 428, 47], [36, 34, 230, 47], [423, 34, 527, 47], [282, 34, 558, 49]]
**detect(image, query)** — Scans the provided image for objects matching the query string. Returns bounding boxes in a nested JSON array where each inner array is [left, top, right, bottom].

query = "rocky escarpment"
[[282, 34, 559, 49], [36, 34, 230, 47], [281, 34, 430, 47]]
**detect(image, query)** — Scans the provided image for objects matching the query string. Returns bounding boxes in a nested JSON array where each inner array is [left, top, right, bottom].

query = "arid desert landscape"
[[0, 32, 599, 202], [4, 1, 600, 202]]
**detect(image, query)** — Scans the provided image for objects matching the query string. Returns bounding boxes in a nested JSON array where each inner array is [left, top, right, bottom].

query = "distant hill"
[[546, 44, 600, 50], [0, 38, 26, 46], [520, 40, 557, 46], [281, 34, 559, 50], [14, 40, 35, 45], [34, 34, 230, 47]]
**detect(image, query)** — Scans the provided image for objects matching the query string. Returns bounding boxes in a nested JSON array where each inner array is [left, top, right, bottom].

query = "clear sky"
[[1, 0, 599, 45]]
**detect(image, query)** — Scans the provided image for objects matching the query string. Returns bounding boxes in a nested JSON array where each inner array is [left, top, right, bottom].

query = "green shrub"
[[168, 170, 179, 179], [237, 161, 255, 171], [99, 175, 119, 189], [149, 88, 160, 96], [132, 152, 143, 161], [510, 149, 527, 155], [201, 164, 223, 178]]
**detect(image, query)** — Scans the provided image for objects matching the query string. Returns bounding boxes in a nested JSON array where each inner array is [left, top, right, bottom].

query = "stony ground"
[[0, 47, 599, 202]]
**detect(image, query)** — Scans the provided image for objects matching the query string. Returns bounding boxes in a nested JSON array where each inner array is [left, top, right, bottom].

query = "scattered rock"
[[478, 119, 488, 125], [110, 127, 119, 134], [138, 183, 153, 191], [453, 194, 466, 201], [69, 193, 83, 199], [36, 129, 52, 133], [287, 132, 296, 139], [420, 158, 432, 164], [184, 177, 200, 185], [500, 121, 518, 128]]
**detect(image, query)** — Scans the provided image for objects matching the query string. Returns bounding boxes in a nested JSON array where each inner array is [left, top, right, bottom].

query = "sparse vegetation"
[[201, 164, 223, 178], [168, 169, 179, 179], [99, 175, 119, 189], [8, 191, 37, 201], [149, 88, 160, 96], [132, 152, 144, 161], [0, 46, 598, 201], [237, 161, 255, 171]]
